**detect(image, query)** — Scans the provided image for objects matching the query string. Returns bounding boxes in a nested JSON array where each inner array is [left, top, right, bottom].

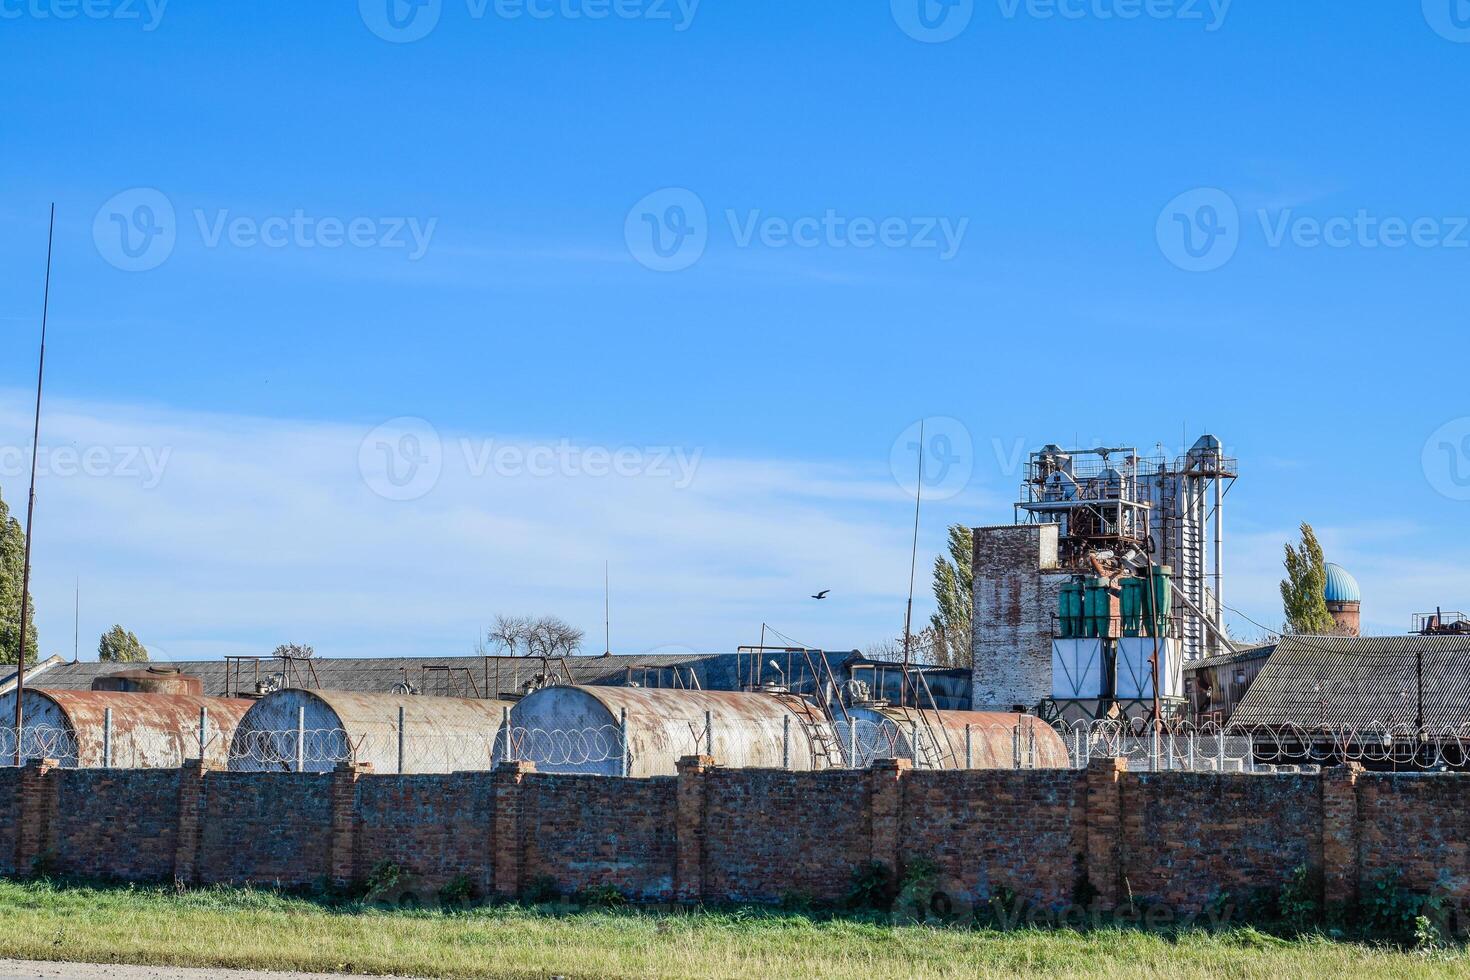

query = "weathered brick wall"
[[1357, 773, 1470, 903], [972, 524, 1063, 711], [2, 758, 1470, 916], [703, 769, 871, 904], [356, 772, 498, 896], [51, 769, 179, 881], [0, 768, 18, 876], [520, 774, 677, 902], [901, 769, 1085, 909], [1120, 771, 1321, 909], [197, 772, 332, 886]]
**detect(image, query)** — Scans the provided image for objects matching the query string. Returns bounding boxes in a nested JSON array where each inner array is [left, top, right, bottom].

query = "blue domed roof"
[[1324, 563, 1361, 603]]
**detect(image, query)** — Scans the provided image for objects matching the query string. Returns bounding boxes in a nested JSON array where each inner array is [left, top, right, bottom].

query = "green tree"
[[98, 625, 148, 663], [927, 524, 974, 669], [0, 484, 38, 666], [1280, 523, 1336, 635]]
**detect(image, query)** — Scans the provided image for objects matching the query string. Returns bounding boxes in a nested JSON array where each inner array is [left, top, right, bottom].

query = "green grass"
[[0, 878, 1466, 979]]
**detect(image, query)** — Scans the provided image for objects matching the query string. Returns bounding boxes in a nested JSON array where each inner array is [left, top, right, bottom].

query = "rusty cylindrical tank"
[[834, 706, 1069, 770], [229, 689, 514, 774], [505, 686, 839, 776], [91, 665, 204, 696], [0, 689, 251, 769]]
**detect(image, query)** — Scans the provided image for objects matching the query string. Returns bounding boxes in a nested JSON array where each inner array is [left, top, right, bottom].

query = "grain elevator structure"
[[971, 435, 1236, 723]]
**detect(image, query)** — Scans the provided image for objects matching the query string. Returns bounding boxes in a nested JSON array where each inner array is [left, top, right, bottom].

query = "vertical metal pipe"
[[1214, 459, 1224, 653], [704, 710, 713, 757], [397, 705, 406, 775], [782, 715, 791, 770], [1012, 725, 1020, 769], [295, 705, 306, 773], [619, 707, 629, 777], [848, 721, 857, 769], [103, 707, 113, 768], [964, 723, 973, 769], [197, 706, 208, 761]]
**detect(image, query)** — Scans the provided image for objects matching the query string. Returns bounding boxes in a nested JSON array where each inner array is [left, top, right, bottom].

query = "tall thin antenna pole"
[[603, 560, 610, 656], [73, 579, 79, 662], [14, 204, 55, 765], [902, 421, 925, 667]]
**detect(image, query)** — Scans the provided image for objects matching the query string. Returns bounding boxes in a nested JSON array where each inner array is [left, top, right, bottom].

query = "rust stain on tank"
[[21, 689, 252, 769]]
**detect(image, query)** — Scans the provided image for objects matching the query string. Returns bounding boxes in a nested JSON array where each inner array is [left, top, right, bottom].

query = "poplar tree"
[[0, 484, 38, 666], [928, 524, 974, 668], [1280, 522, 1336, 635]]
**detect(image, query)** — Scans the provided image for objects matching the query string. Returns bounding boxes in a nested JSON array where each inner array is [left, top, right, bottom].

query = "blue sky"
[[2, 0, 1469, 661]]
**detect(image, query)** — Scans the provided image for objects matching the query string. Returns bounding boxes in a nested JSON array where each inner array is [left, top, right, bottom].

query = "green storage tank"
[[1146, 565, 1173, 637], [1084, 577, 1108, 638], [1058, 582, 1084, 638], [1120, 577, 1144, 637]]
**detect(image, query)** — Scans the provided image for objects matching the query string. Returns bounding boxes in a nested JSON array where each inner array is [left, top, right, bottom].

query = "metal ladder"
[[899, 666, 958, 770], [771, 692, 844, 769]]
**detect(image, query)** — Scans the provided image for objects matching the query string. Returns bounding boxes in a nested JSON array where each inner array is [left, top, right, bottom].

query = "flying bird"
[[811, 590, 830, 600]]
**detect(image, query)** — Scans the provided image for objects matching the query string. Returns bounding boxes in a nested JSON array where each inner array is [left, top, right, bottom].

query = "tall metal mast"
[[13, 204, 55, 765]]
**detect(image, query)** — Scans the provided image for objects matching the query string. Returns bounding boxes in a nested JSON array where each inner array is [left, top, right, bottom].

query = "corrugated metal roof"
[[0, 651, 861, 699], [1230, 634, 1470, 729], [1185, 644, 1276, 672]]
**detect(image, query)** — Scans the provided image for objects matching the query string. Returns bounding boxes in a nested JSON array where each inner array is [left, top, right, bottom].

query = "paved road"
[[0, 961, 423, 980]]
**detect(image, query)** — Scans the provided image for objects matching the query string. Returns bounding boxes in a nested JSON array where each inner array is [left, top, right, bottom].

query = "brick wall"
[[3, 757, 1469, 915], [971, 524, 1063, 711]]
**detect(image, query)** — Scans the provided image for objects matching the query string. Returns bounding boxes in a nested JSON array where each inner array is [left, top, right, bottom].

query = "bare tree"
[[527, 615, 584, 657], [487, 615, 531, 656], [485, 615, 582, 658], [271, 642, 314, 659]]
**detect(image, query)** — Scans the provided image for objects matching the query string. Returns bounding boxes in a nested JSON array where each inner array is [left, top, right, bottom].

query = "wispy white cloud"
[[0, 392, 987, 663]]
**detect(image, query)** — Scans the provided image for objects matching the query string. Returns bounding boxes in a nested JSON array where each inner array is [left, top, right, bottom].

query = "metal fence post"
[[296, 705, 306, 773], [397, 705, 406, 775], [103, 707, 113, 768], [619, 707, 629, 777], [909, 721, 920, 768], [1150, 727, 1159, 773], [964, 723, 973, 769], [1187, 733, 1196, 772], [848, 721, 857, 769], [1012, 725, 1021, 770], [782, 715, 791, 770], [1218, 730, 1227, 772], [704, 709, 713, 757], [502, 706, 513, 762], [198, 706, 208, 761]]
